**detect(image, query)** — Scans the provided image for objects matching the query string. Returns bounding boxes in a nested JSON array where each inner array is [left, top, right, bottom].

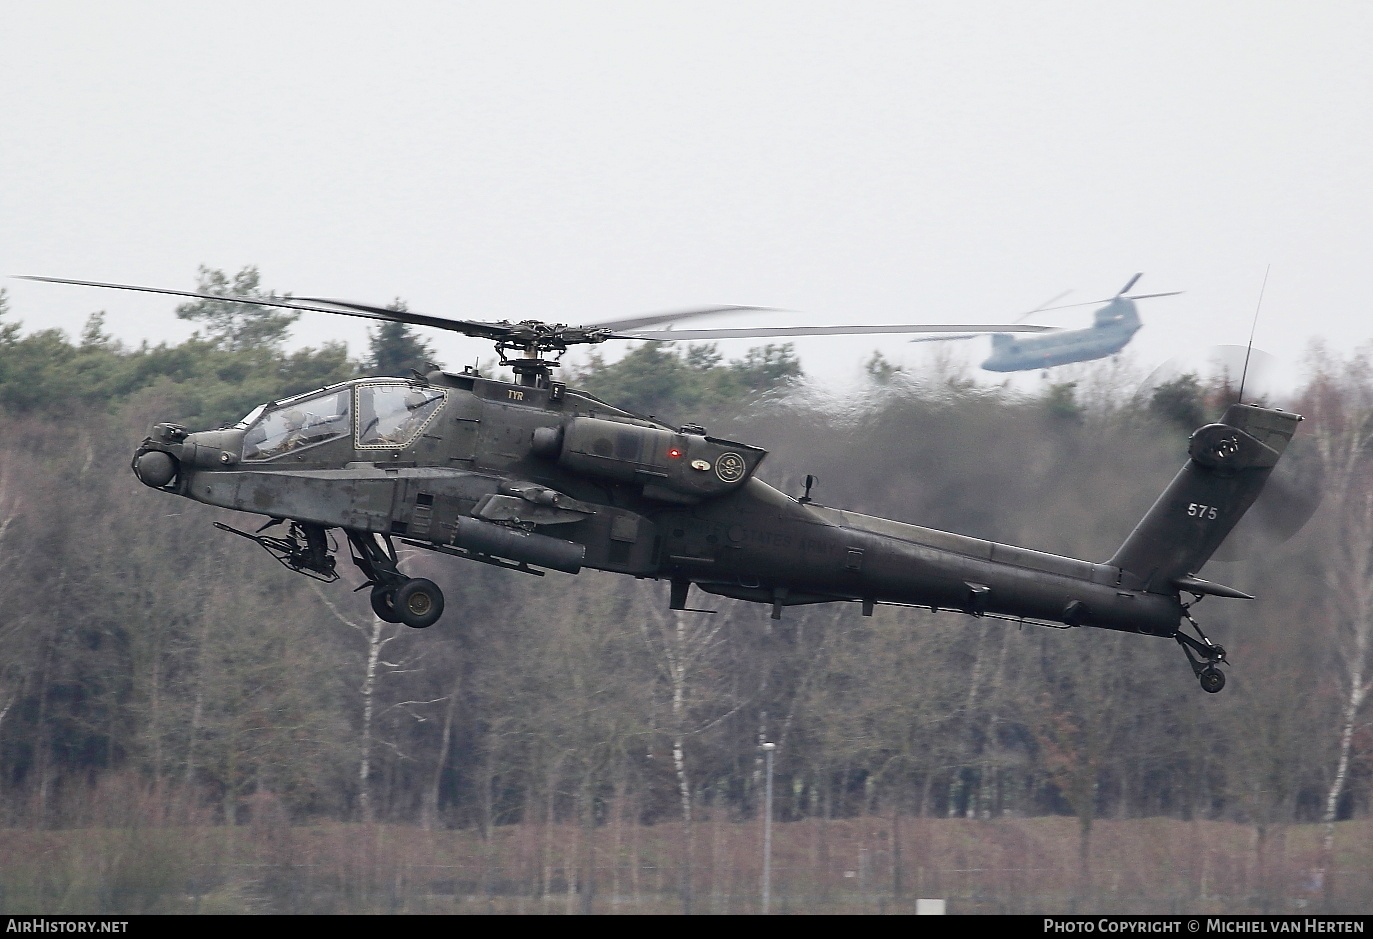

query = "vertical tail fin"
[[1108, 404, 1302, 592]]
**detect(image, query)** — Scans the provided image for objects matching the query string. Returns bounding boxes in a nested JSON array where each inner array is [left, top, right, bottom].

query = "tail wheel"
[[370, 584, 401, 623], [395, 578, 444, 629], [1199, 666, 1226, 694]]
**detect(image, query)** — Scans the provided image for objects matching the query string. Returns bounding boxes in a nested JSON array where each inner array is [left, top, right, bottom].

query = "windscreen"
[[243, 389, 352, 460]]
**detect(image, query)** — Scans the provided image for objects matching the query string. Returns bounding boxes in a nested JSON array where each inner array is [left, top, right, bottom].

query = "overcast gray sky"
[[3, 1, 1370, 394]]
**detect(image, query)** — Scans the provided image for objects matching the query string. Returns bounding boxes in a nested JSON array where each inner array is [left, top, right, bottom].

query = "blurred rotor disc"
[[1138, 345, 1281, 409], [1211, 428, 1323, 563]]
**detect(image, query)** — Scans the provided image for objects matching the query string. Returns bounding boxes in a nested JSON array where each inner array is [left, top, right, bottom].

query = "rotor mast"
[[493, 322, 605, 387], [501, 340, 558, 387]]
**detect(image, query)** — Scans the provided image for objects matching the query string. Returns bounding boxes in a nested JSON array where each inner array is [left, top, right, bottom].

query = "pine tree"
[[367, 300, 439, 377], [174, 265, 297, 351]]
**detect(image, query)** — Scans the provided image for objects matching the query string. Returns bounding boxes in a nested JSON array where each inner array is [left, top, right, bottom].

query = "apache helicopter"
[[25, 276, 1301, 693], [913, 273, 1181, 372]]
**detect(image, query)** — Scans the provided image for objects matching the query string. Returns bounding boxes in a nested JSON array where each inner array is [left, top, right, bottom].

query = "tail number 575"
[[1187, 502, 1219, 519]]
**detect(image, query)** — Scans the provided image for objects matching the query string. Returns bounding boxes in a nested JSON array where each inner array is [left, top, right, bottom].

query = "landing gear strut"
[[1174, 609, 1227, 693], [346, 530, 445, 629]]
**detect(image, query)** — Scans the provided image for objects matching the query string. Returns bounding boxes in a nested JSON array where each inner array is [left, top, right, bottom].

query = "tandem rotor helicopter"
[[24, 275, 1302, 692], [912, 273, 1182, 372]]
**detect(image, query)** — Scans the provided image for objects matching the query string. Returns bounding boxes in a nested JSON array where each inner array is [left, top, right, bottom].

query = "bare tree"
[[1031, 631, 1141, 906], [312, 584, 442, 823], [638, 593, 743, 914], [1302, 346, 1373, 888], [0, 456, 25, 738]]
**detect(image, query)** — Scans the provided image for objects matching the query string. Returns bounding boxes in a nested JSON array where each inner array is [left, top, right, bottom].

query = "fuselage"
[[981, 297, 1141, 372], [136, 367, 1184, 636]]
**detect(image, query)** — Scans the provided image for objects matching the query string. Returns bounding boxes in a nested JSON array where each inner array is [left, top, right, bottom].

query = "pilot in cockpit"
[[376, 390, 434, 446]]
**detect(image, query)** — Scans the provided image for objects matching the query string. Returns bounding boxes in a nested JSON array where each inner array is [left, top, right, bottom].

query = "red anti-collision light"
[[667, 447, 683, 459]]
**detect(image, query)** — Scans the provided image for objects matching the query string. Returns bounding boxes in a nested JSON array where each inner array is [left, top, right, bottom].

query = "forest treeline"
[[0, 272, 1370, 910]]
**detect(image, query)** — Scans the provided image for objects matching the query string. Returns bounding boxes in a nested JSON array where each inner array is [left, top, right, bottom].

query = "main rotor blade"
[[1118, 272, 1144, 296], [582, 305, 781, 331], [908, 333, 986, 344], [1011, 290, 1074, 325], [1120, 291, 1183, 301], [18, 275, 375, 318], [1030, 290, 1183, 315], [620, 323, 1056, 341], [19, 276, 517, 340], [294, 296, 518, 338]]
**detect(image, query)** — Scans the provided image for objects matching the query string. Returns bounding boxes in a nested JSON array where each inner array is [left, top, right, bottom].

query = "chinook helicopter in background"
[[22, 276, 1302, 692], [912, 273, 1182, 372]]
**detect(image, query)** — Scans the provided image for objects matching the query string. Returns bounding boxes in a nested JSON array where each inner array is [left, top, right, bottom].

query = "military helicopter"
[[23, 276, 1301, 692], [912, 273, 1182, 372]]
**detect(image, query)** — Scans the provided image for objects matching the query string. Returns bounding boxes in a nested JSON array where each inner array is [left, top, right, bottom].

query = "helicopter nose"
[[178, 429, 245, 469], [133, 423, 188, 488]]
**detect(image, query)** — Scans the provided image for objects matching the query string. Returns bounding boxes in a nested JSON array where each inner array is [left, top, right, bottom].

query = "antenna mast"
[[1237, 265, 1270, 404]]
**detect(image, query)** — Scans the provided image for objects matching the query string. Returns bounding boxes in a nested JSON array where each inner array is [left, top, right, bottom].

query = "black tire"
[[1199, 666, 1226, 694], [370, 584, 401, 623], [395, 578, 444, 629]]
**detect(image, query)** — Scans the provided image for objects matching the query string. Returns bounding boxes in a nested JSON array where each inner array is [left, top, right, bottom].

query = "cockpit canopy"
[[357, 383, 446, 448], [241, 381, 447, 461], [242, 388, 351, 461]]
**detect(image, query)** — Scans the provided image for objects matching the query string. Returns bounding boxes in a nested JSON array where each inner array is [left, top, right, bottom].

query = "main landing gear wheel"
[[395, 578, 444, 629], [1199, 666, 1226, 694], [370, 584, 401, 623], [347, 531, 447, 628]]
